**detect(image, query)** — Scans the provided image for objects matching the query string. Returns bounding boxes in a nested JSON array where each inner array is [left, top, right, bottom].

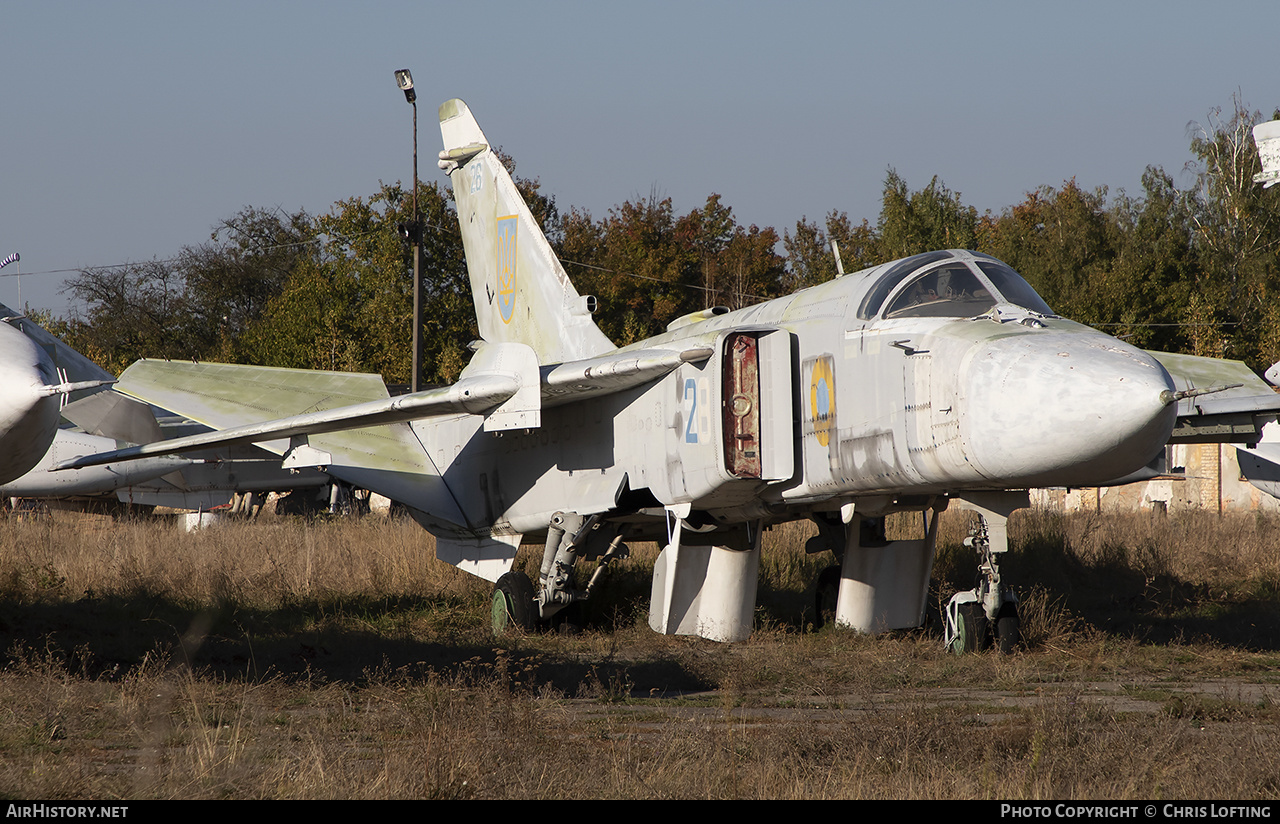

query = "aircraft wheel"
[[491, 572, 536, 635], [812, 565, 841, 630], [995, 602, 1020, 654], [949, 601, 989, 654]]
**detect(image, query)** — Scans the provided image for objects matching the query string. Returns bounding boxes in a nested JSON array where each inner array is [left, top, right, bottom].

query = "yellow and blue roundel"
[[496, 215, 517, 324], [809, 355, 835, 447]]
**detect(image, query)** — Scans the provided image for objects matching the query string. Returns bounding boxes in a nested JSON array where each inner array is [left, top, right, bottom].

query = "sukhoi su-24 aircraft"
[[58, 99, 1280, 650]]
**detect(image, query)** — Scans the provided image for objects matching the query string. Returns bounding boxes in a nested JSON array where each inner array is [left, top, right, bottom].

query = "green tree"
[[980, 179, 1118, 324], [1185, 95, 1280, 365], [179, 206, 318, 362], [63, 260, 199, 374], [878, 170, 978, 259], [239, 181, 470, 385], [784, 210, 880, 291], [1103, 167, 1197, 351]]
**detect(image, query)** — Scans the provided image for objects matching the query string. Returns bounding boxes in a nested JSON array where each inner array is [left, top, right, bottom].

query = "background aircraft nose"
[[0, 323, 63, 484], [961, 331, 1176, 487]]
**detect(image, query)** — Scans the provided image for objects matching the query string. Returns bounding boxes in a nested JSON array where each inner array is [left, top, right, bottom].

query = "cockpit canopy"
[[856, 251, 1054, 320]]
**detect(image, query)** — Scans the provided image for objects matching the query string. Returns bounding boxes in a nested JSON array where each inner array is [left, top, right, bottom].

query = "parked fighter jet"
[[57, 99, 1280, 648]]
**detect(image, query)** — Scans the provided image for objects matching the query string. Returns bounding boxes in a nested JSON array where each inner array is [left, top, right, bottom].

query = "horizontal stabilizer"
[[36, 379, 115, 398], [54, 340, 707, 472]]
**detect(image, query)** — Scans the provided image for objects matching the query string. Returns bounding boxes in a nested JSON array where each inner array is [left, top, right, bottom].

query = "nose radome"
[[0, 329, 55, 429], [961, 333, 1177, 487], [0, 324, 63, 484]]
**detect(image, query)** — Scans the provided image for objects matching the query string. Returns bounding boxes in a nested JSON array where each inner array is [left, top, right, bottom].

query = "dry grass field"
[[1, 507, 1278, 799]]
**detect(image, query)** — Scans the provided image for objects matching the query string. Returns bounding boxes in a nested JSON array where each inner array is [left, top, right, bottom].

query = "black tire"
[[812, 565, 841, 630], [995, 601, 1020, 654], [492, 571, 536, 635], [950, 601, 989, 654]]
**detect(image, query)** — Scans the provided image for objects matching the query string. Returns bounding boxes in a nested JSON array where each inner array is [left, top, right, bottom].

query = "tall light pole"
[[394, 69, 423, 392]]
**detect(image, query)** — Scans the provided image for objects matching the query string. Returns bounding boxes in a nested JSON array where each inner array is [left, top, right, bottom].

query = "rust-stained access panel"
[[723, 333, 762, 478]]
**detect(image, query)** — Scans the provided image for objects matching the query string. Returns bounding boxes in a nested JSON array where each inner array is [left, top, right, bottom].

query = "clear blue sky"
[[3, 0, 1277, 317]]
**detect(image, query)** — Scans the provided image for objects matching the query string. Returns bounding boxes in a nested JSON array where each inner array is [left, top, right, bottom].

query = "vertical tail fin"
[[1254, 120, 1280, 188], [439, 98, 615, 364]]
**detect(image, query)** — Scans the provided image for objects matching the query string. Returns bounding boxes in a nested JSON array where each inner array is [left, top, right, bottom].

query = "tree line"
[[49, 96, 1280, 384]]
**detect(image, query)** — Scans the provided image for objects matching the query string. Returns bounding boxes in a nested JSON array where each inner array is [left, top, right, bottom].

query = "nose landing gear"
[[944, 493, 1024, 654]]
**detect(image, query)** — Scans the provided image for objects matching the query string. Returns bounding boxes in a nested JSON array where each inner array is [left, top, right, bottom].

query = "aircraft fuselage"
[[423, 250, 1177, 538]]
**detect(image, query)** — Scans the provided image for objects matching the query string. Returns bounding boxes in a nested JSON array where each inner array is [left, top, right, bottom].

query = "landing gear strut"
[[944, 494, 1024, 654], [490, 511, 627, 636]]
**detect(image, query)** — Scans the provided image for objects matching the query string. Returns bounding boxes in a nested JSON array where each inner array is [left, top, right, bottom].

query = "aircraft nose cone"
[[0, 323, 62, 484], [962, 332, 1176, 486]]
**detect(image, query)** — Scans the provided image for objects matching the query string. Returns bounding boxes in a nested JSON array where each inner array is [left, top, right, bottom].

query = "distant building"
[[1032, 443, 1280, 513]]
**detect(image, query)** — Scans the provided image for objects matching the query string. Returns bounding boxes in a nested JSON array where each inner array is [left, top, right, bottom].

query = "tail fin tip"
[[439, 98, 487, 153]]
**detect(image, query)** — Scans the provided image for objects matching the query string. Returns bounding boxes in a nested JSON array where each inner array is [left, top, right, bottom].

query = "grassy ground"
[[1, 509, 1278, 799]]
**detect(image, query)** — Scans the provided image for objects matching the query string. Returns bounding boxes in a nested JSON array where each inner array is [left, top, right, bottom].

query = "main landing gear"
[[491, 571, 537, 634], [490, 511, 628, 636]]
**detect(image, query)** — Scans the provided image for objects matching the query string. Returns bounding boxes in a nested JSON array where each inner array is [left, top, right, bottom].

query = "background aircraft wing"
[[1148, 350, 1280, 443]]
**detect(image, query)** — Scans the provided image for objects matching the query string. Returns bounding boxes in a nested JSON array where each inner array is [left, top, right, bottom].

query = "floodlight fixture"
[[395, 69, 416, 103]]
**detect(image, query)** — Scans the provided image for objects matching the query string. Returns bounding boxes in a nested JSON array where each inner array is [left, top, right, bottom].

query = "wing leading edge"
[[55, 343, 712, 472]]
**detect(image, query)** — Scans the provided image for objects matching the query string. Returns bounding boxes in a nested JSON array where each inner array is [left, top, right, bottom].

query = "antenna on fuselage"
[[831, 240, 845, 277]]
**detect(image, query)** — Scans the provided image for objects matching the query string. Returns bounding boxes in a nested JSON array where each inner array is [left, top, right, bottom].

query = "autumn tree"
[[676, 194, 788, 310], [716, 223, 788, 310], [558, 192, 697, 344], [557, 192, 789, 342]]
